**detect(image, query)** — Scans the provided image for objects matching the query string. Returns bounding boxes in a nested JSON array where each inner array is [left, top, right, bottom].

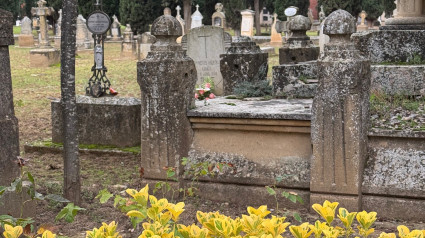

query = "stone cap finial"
[[215, 3, 223, 12], [37, 0, 47, 7], [288, 15, 311, 31], [323, 9, 356, 35], [151, 14, 182, 37], [164, 7, 171, 16], [0, 9, 14, 46]]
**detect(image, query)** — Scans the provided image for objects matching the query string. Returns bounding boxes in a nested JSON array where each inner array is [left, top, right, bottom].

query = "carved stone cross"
[[31, 0, 54, 48]]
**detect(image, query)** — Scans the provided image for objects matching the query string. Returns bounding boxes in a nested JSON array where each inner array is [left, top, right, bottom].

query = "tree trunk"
[[60, 0, 81, 205], [254, 0, 261, 36], [183, 0, 191, 33]]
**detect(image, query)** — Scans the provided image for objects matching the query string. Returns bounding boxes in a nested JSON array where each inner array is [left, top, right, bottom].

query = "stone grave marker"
[[212, 3, 226, 28], [121, 24, 136, 58], [241, 9, 255, 36], [383, 0, 425, 30], [18, 16, 34, 47], [191, 4, 203, 29], [0, 8, 35, 218], [110, 15, 122, 40], [270, 13, 282, 45], [29, 0, 60, 67], [54, 9, 62, 48], [76, 14, 92, 50], [183, 26, 228, 95]]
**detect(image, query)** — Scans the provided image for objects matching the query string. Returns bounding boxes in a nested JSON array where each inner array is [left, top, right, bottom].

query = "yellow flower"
[[3, 225, 23, 238], [247, 205, 271, 218], [308, 221, 328, 238], [321, 226, 340, 238], [39, 230, 56, 238], [311, 201, 339, 225], [397, 226, 424, 238], [289, 222, 313, 238], [261, 216, 290, 237]]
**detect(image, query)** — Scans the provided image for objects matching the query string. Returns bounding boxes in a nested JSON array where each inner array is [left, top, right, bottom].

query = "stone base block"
[[272, 61, 317, 98], [279, 46, 319, 64], [0, 186, 36, 218], [363, 195, 425, 222], [121, 42, 136, 59], [51, 96, 141, 147], [352, 30, 425, 63], [54, 36, 61, 48], [310, 193, 361, 212], [18, 35, 34, 47], [380, 24, 425, 30], [356, 25, 369, 32], [29, 48, 60, 67], [371, 65, 425, 95]]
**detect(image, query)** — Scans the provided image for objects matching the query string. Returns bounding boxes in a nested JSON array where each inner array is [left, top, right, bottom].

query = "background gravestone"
[[241, 9, 255, 37], [76, 14, 92, 50], [0, 8, 35, 218], [18, 16, 34, 47], [220, 36, 268, 95], [184, 26, 227, 95]]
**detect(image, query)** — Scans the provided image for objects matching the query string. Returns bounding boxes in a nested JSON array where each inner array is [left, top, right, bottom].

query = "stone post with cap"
[[0, 8, 35, 217], [310, 9, 371, 211], [137, 9, 197, 179]]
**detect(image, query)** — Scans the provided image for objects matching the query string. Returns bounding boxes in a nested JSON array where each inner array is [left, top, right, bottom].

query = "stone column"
[[54, 9, 62, 48], [0, 9, 35, 218], [310, 10, 371, 211], [138, 10, 197, 179], [384, 0, 425, 29]]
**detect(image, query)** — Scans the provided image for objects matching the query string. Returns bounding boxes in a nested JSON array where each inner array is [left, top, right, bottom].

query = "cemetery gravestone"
[[383, 0, 425, 30], [191, 5, 203, 29], [54, 9, 62, 48], [176, 5, 185, 35], [29, 0, 60, 67], [137, 32, 156, 61], [212, 3, 226, 28], [270, 13, 282, 45], [110, 15, 122, 41], [311, 10, 371, 211], [220, 36, 268, 95], [18, 16, 34, 47], [357, 10, 368, 31], [138, 10, 197, 179], [241, 9, 255, 37], [76, 14, 92, 50], [184, 26, 227, 95], [0, 8, 35, 218], [121, 24, 136, 58]]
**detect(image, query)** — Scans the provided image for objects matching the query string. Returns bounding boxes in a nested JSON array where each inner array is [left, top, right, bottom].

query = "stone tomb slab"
[[185, 26, 226, 95]]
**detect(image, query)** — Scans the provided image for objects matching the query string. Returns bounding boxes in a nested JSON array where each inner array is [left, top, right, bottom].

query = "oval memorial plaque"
[[284, 7, 298, 17], [87, 11, 111, 35]]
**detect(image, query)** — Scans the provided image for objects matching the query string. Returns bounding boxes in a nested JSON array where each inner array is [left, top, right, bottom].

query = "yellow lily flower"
[[312, 201, 339, 225], [289, 222, 313, 238], [2, 225, 23, 238], [247, 205, 271, 218]]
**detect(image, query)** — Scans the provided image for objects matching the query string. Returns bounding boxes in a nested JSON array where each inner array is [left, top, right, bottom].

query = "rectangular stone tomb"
[[51, 96, 141, 147]]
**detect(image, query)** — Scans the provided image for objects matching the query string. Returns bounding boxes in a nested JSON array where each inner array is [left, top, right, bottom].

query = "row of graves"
[[2, 0, 425, 221]]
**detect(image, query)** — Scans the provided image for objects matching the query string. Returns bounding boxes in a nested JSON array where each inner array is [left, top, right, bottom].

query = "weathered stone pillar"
[[121, 24, 136, 58], [138, 10, 197, 179], [279, 15, 319, 64], [220, 36, 268, 95], [384, 0, 425, 29], [310, 10, 371, 211], [0, 9, 35, 217]]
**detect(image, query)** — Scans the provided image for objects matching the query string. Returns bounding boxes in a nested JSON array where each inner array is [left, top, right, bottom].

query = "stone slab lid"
[[0, 9, 14, 46]]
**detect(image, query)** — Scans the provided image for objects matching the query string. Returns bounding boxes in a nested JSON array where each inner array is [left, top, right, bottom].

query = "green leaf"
[[0, 215, 16, 226], [55, 203, 85, 223], [15, 217, 34, 228], [276, 176, 283, 183], [95, 189, 113, 204], [266, 186, 276, 196], [281, 191, 289, 198], [288, 194, 297, 203], [26, 172, 35, 185], [293, 212, 302, 222], [34, 191, 44, 200], [45, 194, 69, 203], [166, 170, 175, 178], [296, 196, 304, 204], [8, 178, 21, 192], [181, 157, 188, 165], [0, 186, 6, 196]]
